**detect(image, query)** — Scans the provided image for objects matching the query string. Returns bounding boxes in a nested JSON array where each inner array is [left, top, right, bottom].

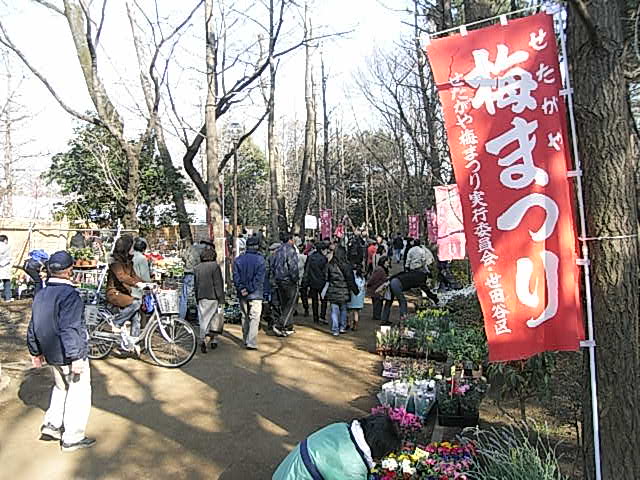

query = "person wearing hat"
[[26, 250, 96, 451], [233, 236, 266, 350]]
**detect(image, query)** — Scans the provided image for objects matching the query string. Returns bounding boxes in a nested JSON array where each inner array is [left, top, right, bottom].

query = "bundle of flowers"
[[370, 441, 476, 480], [371, 406, 423, 442]]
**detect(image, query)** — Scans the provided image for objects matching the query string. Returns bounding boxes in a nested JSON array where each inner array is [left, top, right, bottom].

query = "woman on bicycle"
[[106, 235, 147, 345]]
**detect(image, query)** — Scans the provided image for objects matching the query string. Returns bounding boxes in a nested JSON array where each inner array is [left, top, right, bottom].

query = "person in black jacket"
[[381, 269, 438, 325], [194, 247, 225, 353], [302, 241, 329, 324], [325, 246, 358, 336], [26, 251, 96, 452]]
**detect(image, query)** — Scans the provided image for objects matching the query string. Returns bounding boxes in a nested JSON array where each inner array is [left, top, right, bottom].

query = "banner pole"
[[556, 6, 602, 480]]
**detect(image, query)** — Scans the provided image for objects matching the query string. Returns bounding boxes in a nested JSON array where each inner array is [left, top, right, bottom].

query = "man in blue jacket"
[[233, 236, 266, 350], [26, 251, 95, 451]]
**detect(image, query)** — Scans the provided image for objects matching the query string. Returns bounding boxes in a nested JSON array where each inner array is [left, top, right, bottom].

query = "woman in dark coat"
[[325, 246, 358, 336], [106, 235, 145, 341], [366, 255, 392, 322]]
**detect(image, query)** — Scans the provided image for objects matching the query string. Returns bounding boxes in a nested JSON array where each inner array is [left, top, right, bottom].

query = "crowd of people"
[[12, 226, 451, 457]]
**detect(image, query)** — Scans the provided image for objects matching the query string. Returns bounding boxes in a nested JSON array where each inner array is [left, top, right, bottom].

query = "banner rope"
[[419, 2, 550, 42]]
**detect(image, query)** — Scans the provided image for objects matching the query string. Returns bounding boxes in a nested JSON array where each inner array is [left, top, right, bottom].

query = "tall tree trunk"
[[321, 55, 331, 214], [205, 0, 223, 255], [292, 10, 316, 236], [2, 109, 13, 218], [569, 2, 640, 479], [156, 130, 193, 243]]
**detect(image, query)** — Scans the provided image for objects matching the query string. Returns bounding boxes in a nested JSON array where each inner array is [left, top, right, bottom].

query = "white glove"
[[136, 282, 147, 289]]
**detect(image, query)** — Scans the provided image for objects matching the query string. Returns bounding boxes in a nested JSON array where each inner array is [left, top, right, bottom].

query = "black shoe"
[[210, 341, 218, 350], [313, 318, 320, 324], [303, 310, 309, 318], [200, 341, 207, 354], [61, 437, 96, 452], [40, 423, 63, 441]]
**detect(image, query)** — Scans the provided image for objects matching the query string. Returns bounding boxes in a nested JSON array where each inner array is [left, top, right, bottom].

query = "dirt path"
[[0, 301, 391, 480]]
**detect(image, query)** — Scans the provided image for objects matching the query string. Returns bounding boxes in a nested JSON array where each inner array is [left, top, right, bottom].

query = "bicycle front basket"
[[157, 289, 180, 315]]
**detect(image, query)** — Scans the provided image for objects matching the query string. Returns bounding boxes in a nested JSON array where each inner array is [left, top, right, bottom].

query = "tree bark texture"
[[205, 0, 224, 256], [321, 57, 332, 214], [155, 130, 193, 243], [568, 2, 640, 479], [292, 12, 316, 236], [63, 0, 139, 228]]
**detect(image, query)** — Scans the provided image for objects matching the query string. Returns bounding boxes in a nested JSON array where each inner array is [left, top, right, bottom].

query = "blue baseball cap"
[[48, 251, 74, 272]]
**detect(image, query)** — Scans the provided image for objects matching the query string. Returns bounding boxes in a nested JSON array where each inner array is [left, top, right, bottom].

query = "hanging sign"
[[434, 185, 467, 261], [426, 12, 584, 362], [320, 209, 332, 240], [408, 214, 421, 239], [425, 208, 438, 245]]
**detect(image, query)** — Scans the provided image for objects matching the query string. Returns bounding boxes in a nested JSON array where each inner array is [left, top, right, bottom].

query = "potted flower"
[[436, 377, 488, 427]]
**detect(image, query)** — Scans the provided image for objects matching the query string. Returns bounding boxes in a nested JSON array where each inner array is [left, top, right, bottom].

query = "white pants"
[[197, 299, 221, 342], [43, 359, 92, 444], [239, 298, 262, 348]]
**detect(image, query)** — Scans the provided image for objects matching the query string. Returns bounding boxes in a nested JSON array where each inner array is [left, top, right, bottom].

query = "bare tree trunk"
[[292, 9, 316, 235], [156, 130, 193, 243], [205, 0, 223, 255], [2, 109, 13, 217], [321, 55, 331, 214], [568, 2, 640, 479]]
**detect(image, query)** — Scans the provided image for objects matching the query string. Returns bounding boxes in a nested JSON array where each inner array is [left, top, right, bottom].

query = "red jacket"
[[366, 244, 377, 265]]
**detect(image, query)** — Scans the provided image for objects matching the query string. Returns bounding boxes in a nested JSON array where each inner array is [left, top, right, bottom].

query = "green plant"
[[488, 353, 555, 422], [466, 423, 567, 480]]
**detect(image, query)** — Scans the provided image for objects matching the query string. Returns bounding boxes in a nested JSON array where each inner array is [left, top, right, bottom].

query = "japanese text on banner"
[[426, 13, 584, 362]]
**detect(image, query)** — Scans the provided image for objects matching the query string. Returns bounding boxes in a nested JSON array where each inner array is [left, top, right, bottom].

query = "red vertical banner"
[[434, 185, 467, 261], [408, 215, 420, 239], [426, 13, 584, 362], [320, 209, 332, 240], [425, 208, 438, 245]]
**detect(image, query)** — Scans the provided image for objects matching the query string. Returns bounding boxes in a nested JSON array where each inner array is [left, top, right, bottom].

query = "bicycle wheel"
[[87, 317, 115, 360], [146, 317, 196, 368]]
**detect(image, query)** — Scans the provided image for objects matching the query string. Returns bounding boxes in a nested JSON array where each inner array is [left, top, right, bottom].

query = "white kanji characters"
[[454, 100, 469, 115], [486, 117, 549, 189], [497, 193, 559, 241], [536, 63, 555, 84], [495, 318, 512, 335], [529, 28, 548, 51], [469, 190, 487, 208], [464, 45, 538, 115], [477, 236, 494, 252], [474, 222, 492, 238], [514, 250, 560, 328], [469, 173, 481, 190], [456, 113, 473, 128], [472, 206, 488, 223], [459, 129, 478, 146], [491, 303, 509, 320], [485, 271, 502, 289], [480, 249, 499, 267], [466, 159, 480, 173], [488, 288, 506, 304], [542, 96, 558, 115], [547, 131, 563, 151]]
